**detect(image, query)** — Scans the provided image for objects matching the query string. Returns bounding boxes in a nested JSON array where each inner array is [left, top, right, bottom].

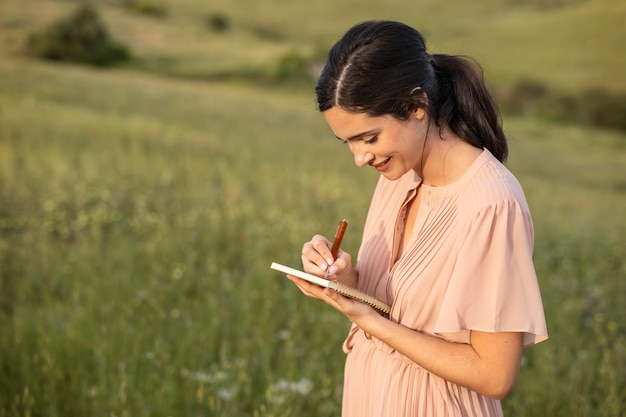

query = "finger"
[[302, 235, 333, 271], [300, 248, 327, 276], [326, 249, 352, 276], [287, 275, 326, 298], [322, 288, 358, 314], [310, 234, 335, 266], [323, 288, 375, 319]]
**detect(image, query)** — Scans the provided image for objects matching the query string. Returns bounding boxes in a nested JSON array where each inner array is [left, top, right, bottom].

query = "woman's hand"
[[300, 234, 357, 287], [286, 234, 375, 318], [287, 272, 378, 321]]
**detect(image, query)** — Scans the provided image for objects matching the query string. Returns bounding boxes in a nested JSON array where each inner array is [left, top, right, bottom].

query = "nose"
[[349, 142, 374, 168]]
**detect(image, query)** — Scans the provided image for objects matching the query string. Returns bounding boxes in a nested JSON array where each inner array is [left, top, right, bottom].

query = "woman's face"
[[323, 106, 428, 180]]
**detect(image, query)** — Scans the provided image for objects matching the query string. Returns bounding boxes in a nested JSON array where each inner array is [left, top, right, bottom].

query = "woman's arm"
[[288, 275, 524, 399], [360, 305, 524, 399]]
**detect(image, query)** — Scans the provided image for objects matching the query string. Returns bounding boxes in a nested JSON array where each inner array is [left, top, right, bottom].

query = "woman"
[[287, 21, 548, 416]]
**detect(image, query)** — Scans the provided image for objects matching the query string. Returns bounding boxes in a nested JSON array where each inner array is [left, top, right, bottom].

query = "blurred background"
[[0, 0, 624, 416]]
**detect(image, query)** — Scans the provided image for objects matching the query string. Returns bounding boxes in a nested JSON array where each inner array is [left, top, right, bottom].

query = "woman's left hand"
[[287, 274, 379, 322]]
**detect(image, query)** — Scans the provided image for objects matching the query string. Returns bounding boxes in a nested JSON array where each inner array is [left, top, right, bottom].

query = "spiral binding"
[[329, 281, 391, 316]]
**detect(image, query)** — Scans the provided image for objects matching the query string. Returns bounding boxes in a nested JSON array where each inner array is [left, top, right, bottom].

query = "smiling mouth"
[[370, 157, 391, 171]]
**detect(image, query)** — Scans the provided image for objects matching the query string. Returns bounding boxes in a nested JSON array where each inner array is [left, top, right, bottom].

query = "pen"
[[325, 219, 348, 278]]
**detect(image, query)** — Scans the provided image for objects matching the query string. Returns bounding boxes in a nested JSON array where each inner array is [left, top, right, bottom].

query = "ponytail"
[[429, 54, 508, 162]]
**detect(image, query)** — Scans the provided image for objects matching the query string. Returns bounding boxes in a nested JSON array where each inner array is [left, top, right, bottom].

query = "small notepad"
[[270, 262, 391, 316]]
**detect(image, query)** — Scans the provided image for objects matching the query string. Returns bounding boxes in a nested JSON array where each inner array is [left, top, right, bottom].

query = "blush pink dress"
[[342, 149, 548, 417]]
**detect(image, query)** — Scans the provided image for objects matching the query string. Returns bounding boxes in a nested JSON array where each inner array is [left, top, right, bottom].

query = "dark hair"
[[316, 20, 508, 162]]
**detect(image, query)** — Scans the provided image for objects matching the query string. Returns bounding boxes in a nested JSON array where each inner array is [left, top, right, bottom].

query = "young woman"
[[287, 21, 548, 416]]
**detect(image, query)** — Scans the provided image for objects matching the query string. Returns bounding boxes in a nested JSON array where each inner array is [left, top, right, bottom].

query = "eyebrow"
[[335, 129, 378, 142]]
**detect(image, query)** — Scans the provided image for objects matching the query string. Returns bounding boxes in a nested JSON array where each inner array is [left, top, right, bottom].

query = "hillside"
[[1, 0, 625, 93]]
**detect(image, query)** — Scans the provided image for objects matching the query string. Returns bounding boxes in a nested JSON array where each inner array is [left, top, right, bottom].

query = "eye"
[[364, 136, 378, 145]]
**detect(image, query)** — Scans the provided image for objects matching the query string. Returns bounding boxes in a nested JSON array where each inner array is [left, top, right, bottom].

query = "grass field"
[[1, 0, 625, 416]]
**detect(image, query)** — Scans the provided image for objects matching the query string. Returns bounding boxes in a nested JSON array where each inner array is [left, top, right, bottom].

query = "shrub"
[[502, 78, 551, 116], [124, 0, 167, 18], [27, 5, 130, 67], [206, 13, 231, 33], [253, 26, 286, 42], [501, 79, 626, 132], [583, 89, 626, 132], [271, 51, 310, 83]]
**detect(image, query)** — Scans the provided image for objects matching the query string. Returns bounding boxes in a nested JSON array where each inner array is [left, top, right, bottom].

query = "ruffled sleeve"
[[434, 198, 548, 347]]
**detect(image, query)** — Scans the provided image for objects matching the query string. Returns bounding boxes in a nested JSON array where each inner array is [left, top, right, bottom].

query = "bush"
[[501, 79, 626, 132], [27, 5, 130, 67], [501, 79, 551, 116], [124, 0, 167, 18], [206, 13, 231, 33], [583, 89, 626, 132], [271, 51, 310, 83]]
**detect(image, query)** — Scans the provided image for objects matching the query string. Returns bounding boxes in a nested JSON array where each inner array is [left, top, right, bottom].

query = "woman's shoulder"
[[451, 150, 531, 214]]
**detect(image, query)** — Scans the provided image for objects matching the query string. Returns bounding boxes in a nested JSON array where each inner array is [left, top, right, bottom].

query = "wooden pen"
[[325, 219, 348, 278]]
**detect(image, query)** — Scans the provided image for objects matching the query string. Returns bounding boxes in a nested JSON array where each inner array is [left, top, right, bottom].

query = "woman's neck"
[[418, 128, 483, 187]]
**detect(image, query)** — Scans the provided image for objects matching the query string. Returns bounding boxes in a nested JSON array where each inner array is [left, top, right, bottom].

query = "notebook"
[[270, 262, 391, 316]]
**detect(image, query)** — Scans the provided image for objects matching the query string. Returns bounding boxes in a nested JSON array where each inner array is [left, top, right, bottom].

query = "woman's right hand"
[[301, 234, 357, 288]]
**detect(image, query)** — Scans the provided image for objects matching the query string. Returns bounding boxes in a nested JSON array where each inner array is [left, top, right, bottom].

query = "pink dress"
[[342, 149, 548, 417]]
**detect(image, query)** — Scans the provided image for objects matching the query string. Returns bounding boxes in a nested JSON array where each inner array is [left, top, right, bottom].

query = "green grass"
[[1, 0, 625, 416], [0, 58, 372, 416]]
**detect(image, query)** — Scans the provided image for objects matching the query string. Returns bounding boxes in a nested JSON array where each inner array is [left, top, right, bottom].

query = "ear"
[[409, 87, 428, 120]]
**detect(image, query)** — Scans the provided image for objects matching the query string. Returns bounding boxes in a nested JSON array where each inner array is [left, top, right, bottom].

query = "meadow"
[[0, 0, 625, 416]]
